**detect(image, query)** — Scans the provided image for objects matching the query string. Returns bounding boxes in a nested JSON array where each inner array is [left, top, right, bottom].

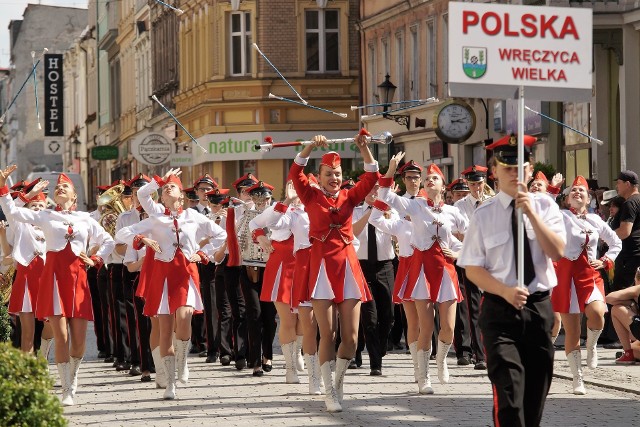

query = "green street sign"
[[91, 146, 119, 160]]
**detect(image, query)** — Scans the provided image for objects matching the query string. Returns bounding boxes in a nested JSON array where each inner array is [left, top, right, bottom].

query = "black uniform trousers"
[[122, 268, 140, 366], [453, 264, 472, 359], [214, 263, 233, 358], [223, 264, 248, 362], [124, 269, 153, 372], [197, 262, 218, 357], [87, 266, 106, 354], [97, 265, 113, 357], [480, 291, 554, 427], [109, 263, 130, 364], [359, 259, 395, 370], [462, 268, 485, 362], [240, 266, 276, 369]]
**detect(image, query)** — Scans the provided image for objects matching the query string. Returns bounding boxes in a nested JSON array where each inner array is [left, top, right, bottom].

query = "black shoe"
[[98, 351, 107, 359], [112, 360, 119, 367], [129, 365, 142, 376], [457, 356, 471, 366], [220, 355, 231, 366], [253, 368, 264, 377], [189, 345, 200, 354], [430, 353, 436, 361], [355, 352, 363, 367], [235, 358, 247, 370], [387, 340, 394, 352], [603, 341, 623, 350], [104, 356, 114, 363], [474, 361, 487, 370], [370, 368, 382, 376], [199, 350, 208, 357], [140, 374, 152, 383], [348, 358, 357, 369], [116, 362, 130, 371], [205, 355, 217, 363], [262, 362, 273, 372]]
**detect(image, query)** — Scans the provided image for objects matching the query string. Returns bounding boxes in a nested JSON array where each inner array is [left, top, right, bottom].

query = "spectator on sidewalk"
[[606, 268, 640, 364], [611, 171, 640, 291]]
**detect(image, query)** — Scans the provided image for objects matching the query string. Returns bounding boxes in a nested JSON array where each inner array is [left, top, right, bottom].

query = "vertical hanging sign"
[[44, 53, 64, 136]]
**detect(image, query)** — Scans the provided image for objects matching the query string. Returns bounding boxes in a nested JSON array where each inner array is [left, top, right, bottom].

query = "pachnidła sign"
[[448, 2, 592, 101], [44, 54, 64, 136]]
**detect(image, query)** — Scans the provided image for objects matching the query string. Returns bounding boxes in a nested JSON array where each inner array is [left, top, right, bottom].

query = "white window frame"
[[395, 31, 404, 102], [410, 25, 419, 100], [427, 18, 437, 98], [442, 13, 449, 96], [368, 42, 377, 105], [229, 11, 252, 76], [305, 9, 340, 73]]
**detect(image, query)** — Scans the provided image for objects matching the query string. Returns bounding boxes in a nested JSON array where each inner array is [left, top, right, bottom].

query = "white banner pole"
[[517, 85, 525, 289]]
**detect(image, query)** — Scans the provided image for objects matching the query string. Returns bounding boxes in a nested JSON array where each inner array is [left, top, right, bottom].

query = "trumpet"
[[255, 131, 393, 152]]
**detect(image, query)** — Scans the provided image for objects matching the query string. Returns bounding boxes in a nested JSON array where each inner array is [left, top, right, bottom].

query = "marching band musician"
[[448, 178, 470, 203], [367, 159, 422, 390], [0, 166, 115, 406], [454, 165, 491, 370], [116, 170, 226, 400], [249, 180, 303, 384], [1, 179, 53, 356], [378, 153, 467, 394], [115, 174, 156, 382], [552, 176, 621, 395], [458, 136, 566, 427], [288, 130, 378, 413]]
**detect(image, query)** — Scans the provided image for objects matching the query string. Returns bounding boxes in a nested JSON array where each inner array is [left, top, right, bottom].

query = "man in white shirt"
[[458, 135, 566, 427]]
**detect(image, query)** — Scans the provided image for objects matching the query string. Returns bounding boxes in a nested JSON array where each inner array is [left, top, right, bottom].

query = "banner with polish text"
[[448, 2, 592, 101]]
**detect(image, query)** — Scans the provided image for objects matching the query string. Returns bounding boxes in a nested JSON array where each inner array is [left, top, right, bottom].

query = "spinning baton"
[[151, 95, 208, 153], [153, 0, 184, 14], [525, 106, 603, 146], [253, 43, 307, 104], [268, 93, 347, 118]]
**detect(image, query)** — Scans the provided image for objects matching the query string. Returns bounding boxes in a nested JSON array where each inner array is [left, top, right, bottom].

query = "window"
[[427, 19, 437, 98], [442, 14, 448, 95], [395, 32, 404, 101], [368, 43, 377, 104], [410, 25, 419, 100], [305, 9, 339, 73], [382, 37, 390, 76], [230, 11, 252, 76]]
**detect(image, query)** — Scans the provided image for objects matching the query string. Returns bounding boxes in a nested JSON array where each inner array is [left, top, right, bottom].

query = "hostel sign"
[[448, 2, 592, 101]]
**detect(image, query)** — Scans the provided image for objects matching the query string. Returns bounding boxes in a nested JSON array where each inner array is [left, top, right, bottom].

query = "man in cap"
[[611, 170, 640, 292], [458, 134, 566, 426], [448, 179, 470, 204], [183, 187, 200, 209]]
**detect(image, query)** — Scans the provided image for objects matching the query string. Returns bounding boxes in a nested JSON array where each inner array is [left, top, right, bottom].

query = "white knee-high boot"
[[304, 353, 322, 395], [436, 341, 451, 384], [57, 362, 74, 406], [417, 349, 434, 394], [163, 355, 177, 400], [320, 361, 341, 412], [295, 336, 305, 371], [586, 328, 602, 369], [174, 339, 190, 384], [69, 356, 83, 397], [151, 347, 167, 389], [40, 338, 53, 362], [334, 357, 350, 403], [567, 350, 586, 395], [409, 341, 419, 383], [281, 342, 300, 384]]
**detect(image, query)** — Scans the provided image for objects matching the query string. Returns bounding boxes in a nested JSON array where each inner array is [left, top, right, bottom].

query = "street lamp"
[[377, 74, 410, 131], [72, 137, 81, 160]]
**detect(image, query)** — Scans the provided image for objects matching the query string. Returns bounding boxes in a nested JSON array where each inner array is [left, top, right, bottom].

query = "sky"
[[0, 0, 88, 68]]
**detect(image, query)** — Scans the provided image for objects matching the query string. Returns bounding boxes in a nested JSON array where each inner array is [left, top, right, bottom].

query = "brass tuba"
[[0, 264, 15, 305], [97, 184, 127, 235]]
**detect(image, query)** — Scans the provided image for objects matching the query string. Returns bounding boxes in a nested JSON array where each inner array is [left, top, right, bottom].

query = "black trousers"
[[613, 255, 640, 292], [126, 270, 153, 373], [223, 264, 248, 361], [122, 269, 140, 366], [109, 264, 129, 364], [480, 292, 554, 427], [87, 266, 106, 353], [453, 265, 472, 358], [240, 266, 276, 369], [97, 265, 113, 357], [359, 259, 395, 370], [214, 264, 233, 358], [463, 269, 485, 362], [197, 262, 218, 356]]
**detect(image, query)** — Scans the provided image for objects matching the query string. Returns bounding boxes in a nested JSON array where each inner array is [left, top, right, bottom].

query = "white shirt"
[[352, 204, 396, 261], [249, 205, 293, 242], [4, 217, 46, 266], [253, 202, 311, 253], [560, 210, 621, 262], [123, 243, 145, 270], [457, 191, 566, 293], [369, 205, 413, 258], [377, 188, 467, 252], [115, 208, 227, 263], [0, 194, 114, 261], [454, 193, 487, 222]]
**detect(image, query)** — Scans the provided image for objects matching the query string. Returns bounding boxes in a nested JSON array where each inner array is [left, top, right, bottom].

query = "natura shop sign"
[[131, 132, 173, 166], [448, 2, 592, 101]]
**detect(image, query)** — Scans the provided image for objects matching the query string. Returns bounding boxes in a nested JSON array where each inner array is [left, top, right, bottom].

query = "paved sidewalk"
[[57, 337, 640, 427]]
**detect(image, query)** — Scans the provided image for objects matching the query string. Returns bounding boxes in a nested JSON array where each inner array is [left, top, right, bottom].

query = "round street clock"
[[433, 100, 477, 144]]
